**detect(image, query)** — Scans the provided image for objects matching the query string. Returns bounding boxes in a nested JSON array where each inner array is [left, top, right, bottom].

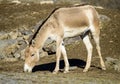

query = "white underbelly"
[[64, 27, 88, 38]]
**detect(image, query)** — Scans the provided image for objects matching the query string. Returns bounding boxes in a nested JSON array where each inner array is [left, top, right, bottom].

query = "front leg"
[[53, 47, 61, 74], [53, 37, 63, 74], [61, 42, 69, 73]]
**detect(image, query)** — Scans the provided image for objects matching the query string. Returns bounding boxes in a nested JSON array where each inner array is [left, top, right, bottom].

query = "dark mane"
[[29, 7, 60, 45]]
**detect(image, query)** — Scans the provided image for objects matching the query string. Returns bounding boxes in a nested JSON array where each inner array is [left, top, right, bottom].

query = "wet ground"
[[0, 3, 120, 84]]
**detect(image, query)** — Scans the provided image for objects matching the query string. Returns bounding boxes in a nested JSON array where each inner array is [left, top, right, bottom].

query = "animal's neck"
[[33, 25, 50, 49]]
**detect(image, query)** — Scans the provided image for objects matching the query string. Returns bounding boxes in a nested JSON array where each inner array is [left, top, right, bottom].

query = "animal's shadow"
[[32, 59, 86, 72]]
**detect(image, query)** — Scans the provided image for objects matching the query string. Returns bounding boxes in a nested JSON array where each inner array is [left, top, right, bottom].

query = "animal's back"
[[55, 5, 98, 28], [52, 5, 99, 38]]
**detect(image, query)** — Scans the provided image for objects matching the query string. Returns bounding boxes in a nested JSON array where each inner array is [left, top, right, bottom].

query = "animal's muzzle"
[[24, 64, 33, 73]]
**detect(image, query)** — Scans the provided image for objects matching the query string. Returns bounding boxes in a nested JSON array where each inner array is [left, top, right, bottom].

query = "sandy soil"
[[0, 3, 120, 84]]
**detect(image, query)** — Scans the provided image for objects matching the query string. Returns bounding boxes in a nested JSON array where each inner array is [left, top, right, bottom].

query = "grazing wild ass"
[[24, 5, 106, 73]]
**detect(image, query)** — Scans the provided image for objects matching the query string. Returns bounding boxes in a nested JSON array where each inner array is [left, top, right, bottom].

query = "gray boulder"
[[0, 32, 8, 40], [0, 39, 18, 59], [99, 14, 111, 22], [43, 36, 82, 53], [105, 57, 120, 72]]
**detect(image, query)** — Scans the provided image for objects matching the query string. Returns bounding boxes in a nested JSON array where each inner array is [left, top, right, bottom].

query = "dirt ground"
[[0, 3, 120, 84]]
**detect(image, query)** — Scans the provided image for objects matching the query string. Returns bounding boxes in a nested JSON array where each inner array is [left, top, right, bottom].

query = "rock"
[[13, 53, 21, 59], [11, 0, 21, 4], [8, 30, 18, 39], [43, 36, 81, 54], [23, 35, 30, 40], [20, 30, 32, 36], [99, 14, 111, 22], [0, 54, 4, 60], [0, 30, 19, 40], [18, 28, 33, 43], [105, 57, 117, 62], [29, 20, 43, 36], [105, 57, 120, 72], [40, 50, 48, 58], [3, 58, 18, 62], [64, 36, 81, 45], [40, 0, 54, 5], [43, 41, 56, 54], [0, 39, 18, 59], [0, 32, 8, 40], [20, 48, 26, 60], [99, 14, 111, 29], [114, 63, 120, 72], [14, 42, 27, 60], [17, 40, 25, 45]]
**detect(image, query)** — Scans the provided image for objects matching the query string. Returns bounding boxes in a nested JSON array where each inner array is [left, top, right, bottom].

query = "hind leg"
[[92, 32, 106, 70], [83, 35, 93, 72]]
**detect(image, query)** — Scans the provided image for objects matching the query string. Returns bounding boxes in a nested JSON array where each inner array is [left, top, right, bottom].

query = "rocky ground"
[[0, 2, 120, 84]]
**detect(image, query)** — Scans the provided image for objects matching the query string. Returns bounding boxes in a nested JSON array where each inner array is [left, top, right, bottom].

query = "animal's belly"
[[64, 27, 88, 38]]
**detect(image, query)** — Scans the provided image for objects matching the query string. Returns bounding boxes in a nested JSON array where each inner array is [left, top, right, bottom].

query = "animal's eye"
[[31, 54, 35, 57]]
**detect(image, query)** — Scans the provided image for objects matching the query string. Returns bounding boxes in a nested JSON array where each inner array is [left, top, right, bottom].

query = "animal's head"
[[24, 45, 39, 72]]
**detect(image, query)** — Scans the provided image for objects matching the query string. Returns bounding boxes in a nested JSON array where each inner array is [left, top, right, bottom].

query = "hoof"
[[83, 69, 88, 72], [102, 67, 106, 70], [52, 71, 58, 74], [63, 70, 69, 73]]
